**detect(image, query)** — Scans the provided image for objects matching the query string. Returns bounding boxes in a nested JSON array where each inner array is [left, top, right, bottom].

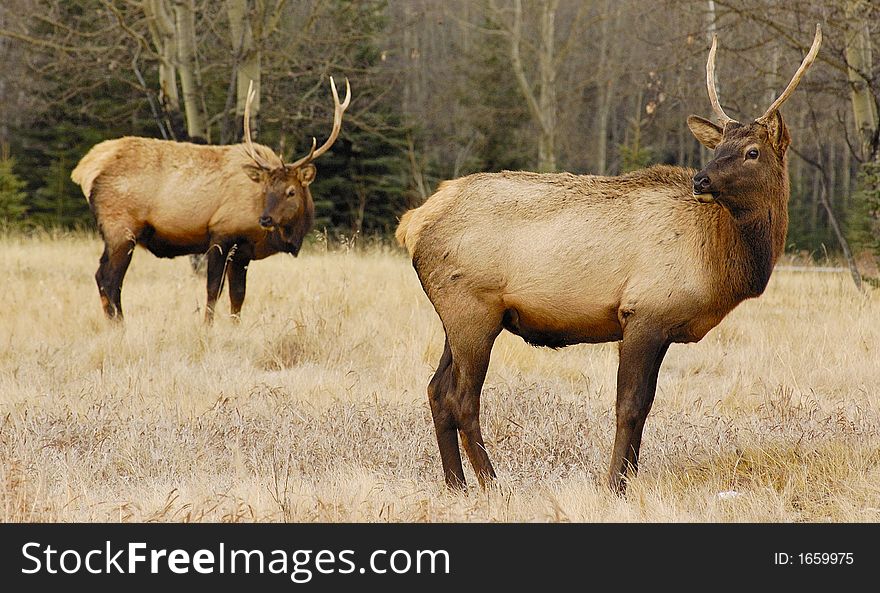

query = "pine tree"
[[298, 0, 410, 238], [24, 121, 97, 228], [849, 159, 880, 260], [461, 15, 531, 174], [0, 155, 28, 225]]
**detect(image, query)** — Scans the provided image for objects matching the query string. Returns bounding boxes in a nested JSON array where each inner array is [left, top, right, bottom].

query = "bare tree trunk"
[[353, 184, 367, 237], [845, 0, 879, 161], [842, 141, 852, 208], [0, 7, 8, 149], [828, 140, 837, 211], [810, 166, 819, 234], [700, 0, 718, 166], [227, 0, 260, 142], [406, 134, 429, 203], [402, 1, 418, 117], [173, 0, 206, 140], [815, 160, 863, 292], [536, 0, 557, 172], [497, 0, 560, 172], [144, 0, 182, 138], [800, 106, 864, 292], [595, 0, 621, 174]]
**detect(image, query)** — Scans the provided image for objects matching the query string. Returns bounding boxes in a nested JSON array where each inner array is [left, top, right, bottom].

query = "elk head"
[[687, 25, 822, 214], [241, 77, 351, 239]]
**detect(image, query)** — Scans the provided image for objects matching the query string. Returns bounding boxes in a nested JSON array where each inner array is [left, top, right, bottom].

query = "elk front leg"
[[608, 324, 670, 495], [204, 244, 228, 324], [227, 252, 250, 321]]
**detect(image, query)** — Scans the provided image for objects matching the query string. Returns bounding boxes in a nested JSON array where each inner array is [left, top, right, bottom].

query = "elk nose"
[[259, 215, 275, 228], [692, 174, 712, 194]]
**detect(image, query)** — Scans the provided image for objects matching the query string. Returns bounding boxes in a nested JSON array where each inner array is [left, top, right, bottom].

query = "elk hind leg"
[[433, 305, 501, 489], [95, 239, 134, 320], [428, 338, 465, 488]]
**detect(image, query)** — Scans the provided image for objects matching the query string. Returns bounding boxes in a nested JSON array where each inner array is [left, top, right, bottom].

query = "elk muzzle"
[[692, 172, 717, 203], [259, 215, 275, 230]]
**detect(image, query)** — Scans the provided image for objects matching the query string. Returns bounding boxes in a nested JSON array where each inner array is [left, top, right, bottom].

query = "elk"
[[71, 78, 351, 323], [396, 27, 822, 494]]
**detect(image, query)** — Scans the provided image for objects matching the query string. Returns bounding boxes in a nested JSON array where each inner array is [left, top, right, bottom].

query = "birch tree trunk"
[[845, 0, 879, 162], [143, 0, 183, 138], [595, 0, 621, 175], [502, 0, 559, 172], [535, 0, 557, 172], [227, 0, 260, 141], [146, 0, 179, 111], [172, 0, 206, 140]]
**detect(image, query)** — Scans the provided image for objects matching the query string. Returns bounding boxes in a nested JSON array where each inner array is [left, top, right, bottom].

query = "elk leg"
[[607, 326, 669, 495], [227, 254, 250, 321], [452, 336, 498, 489], [428, 338, 465, 488], [95, 241, 133, 320], [204, 244, 228, 324], [434, 313, 501, 489], [627, 342, 669, 469]]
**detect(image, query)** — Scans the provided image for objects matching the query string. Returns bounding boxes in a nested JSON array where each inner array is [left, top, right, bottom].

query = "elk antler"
[[243, 80, 275, 170], [288, 76, 351, 170], [756, 24, 822, 125], [706, 34, 736, 127]]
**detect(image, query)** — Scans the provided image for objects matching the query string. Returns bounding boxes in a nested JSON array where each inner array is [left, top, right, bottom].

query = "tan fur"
[[72, 137, 283, 243], [399, 165, 771, 344], [395, 179, 458, 253], [72, 135, 316, 322], [402, 134, 793, 491], [401, 29, 817, 494]]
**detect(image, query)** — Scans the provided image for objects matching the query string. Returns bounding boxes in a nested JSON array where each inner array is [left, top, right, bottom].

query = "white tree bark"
[[845, 0, 878, 161], [227, 0, 260, 128], [172, 0, 206, 140], [144, 0, 179, 113], [502, 0, 559, 172]]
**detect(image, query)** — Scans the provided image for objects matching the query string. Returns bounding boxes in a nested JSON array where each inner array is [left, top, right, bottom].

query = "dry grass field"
[[1, 232, 878, 522]]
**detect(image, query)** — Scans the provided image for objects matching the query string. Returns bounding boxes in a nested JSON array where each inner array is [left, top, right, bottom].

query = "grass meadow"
[[1, 232, 879, 522]]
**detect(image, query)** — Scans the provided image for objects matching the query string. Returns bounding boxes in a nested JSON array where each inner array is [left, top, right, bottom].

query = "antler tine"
[[289, 76, 352, 169], [243, 79, 273, 170], [706, 34, 736, 127], [298, 137, 317, 166], [757, 24, 823, 124]]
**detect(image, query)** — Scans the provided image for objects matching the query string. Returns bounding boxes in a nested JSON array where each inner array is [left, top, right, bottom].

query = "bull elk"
[[71, 77, 351, 322], [396, 27, 822, 493]]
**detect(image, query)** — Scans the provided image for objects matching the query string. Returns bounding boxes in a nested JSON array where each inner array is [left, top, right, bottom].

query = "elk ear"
[[687, 115, 724, 149], [243, 164, 265, 183], [297, 164, 317, 186], [763, 111, 791, 154]]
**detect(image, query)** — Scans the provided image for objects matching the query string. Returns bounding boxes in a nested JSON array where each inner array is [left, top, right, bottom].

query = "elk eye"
[[286, 187, 296, 196], [746, 148, 759, 160]]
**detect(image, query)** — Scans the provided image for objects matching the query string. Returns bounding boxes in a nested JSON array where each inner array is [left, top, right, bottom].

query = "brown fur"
[[399, 85, 804, 496], [72, 136, 316, 322]]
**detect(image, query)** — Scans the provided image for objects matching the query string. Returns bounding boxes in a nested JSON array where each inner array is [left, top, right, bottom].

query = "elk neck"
[[269, 195, 315, 257], [715, 166, 789, 301]]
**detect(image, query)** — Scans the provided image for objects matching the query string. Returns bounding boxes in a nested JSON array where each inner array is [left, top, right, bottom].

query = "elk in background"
[[396, 27, 822, 493], [71, 78, 351, 323]]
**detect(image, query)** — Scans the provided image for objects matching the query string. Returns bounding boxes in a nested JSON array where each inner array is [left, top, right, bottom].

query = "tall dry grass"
[[0, 232, 878, 522]]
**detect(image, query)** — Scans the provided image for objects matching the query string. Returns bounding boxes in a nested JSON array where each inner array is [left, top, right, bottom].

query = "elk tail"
[[70, 140, 119, 203], [394, 209, 416, 252], [394, 179, 459, 256]]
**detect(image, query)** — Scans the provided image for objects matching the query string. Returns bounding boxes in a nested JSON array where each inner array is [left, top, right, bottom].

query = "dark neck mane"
[[730, 208, 778, 298]]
